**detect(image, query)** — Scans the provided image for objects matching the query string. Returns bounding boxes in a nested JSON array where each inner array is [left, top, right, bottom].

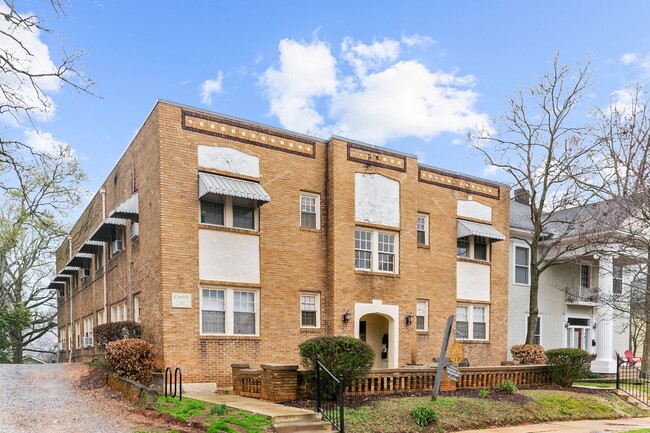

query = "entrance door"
[[566, 317, 590, 350], [359, 313, 389, 369]]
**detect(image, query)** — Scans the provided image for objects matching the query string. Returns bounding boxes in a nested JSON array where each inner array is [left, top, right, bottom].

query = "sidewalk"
[[456, 417, 650, 433]]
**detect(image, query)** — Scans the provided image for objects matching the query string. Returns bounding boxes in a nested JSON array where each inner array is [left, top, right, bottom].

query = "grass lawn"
[[154, 396, 272, 433], [344, 389, 650, 433]]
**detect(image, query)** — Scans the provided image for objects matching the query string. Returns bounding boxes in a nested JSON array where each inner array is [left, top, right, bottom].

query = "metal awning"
[[68, 252, 93, 268], [47, 280, 66, 291], [110, 192, 139, 221], [89, 217, 128, 241], [199, 172, 270, 203], [457, 220, 506, 241], [79, 240, 105, 253], [61, 266, 81, 275], [53, 273, 72, 282]]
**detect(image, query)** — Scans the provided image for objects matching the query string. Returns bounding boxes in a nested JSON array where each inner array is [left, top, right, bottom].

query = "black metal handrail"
[[315, 356, 344, 432], [165, 367, 183, 401], [616, 355, 648, 407]]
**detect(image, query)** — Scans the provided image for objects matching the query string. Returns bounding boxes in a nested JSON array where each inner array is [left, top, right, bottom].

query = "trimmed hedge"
[[95, 321, 142, 348], [105, 338, 157, 385], [545, 348, 591, 386], [511, 344, 546, 364], [299, 336, 374, 396]]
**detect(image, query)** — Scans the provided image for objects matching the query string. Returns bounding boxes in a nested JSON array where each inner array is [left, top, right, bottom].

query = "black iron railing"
[[616, 356, 649, 407], [315, 356, 344, 432], [165, 367, 182, 401]]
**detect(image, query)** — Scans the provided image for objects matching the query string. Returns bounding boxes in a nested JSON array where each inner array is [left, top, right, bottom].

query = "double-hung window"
[[416, 213, 428, 246], [83, 315, 94, 347], [514, 245, 530, 285], [355, 229, 399, 274], [300, 193, 320, 229], [416, 300, 428, 331], [580, 265, 591, 289], [200, 194, 258, 230], [613, 265, 623, 295], [300, 293, 320, 328], [457, 236, 490, 261], [110, 302, 126, 322], [525, 315, 542, 345], [201, 288, 259, 336], [456, 305, 489, 340]]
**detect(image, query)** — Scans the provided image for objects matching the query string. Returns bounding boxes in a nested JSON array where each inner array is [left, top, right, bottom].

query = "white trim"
[[416, 213, 429, 246], [416, 299, 428, 331], [513, 244, 531, 286], [300, 292, 321, 328], [199, 286, 260, 336], [525, 314, 542, 345], [354, 300, 399, 369], [564, 313, 594, 352], [456, 304, 490, 341], [299, 192, 321, 230], [354, 229, 399, 274]]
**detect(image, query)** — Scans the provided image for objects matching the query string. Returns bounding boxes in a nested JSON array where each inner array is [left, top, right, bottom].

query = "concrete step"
[[216, 386, 233, 395], [272, 412, 323, 424], [273, 420, 332, 433]]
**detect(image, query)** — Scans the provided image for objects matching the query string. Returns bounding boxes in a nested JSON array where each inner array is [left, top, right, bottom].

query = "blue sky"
[[9, 1, 650, 195]]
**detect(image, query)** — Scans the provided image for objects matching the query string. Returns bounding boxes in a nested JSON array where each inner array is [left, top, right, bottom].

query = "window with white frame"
[[456, 305, 489, 340], [354, 229, 399, 273], [200, 193, 259, 230], [300, 293, 320, 328], [133, 294, 141, 323], [514, 245, 530, 285], [457, 236, 490, 261], [525, 315, 542, 345], [75, 320, 81, 349], [580, 265, 591, 289], [613, 265, 623, 295], [110, 302, 126, 322], [416, 213, 428, 246], [416, 300, 428, 331], [95, 247, 104, 271], [59, 327, 66, 350], [200, 287, 259, 336], [83, 315, 94, 347], [97, 309, 106, 326], [300, 193, 320, 229]]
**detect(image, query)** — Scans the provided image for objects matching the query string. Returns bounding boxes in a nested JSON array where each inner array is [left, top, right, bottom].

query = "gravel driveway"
[[0, 363, 138, 433]]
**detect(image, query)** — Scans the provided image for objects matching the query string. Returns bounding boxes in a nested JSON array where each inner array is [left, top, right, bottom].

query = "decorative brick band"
[[418, 167, 500, 199], [181, 110, 317, 158], [347, 143, 407, 172]]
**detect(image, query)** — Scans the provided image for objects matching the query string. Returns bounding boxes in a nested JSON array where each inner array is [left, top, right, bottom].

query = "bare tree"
[[472, 54, 598, 344]]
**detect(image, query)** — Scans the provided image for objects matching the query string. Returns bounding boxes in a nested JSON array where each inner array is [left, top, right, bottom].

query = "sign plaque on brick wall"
[[171, 293, 192, 309]]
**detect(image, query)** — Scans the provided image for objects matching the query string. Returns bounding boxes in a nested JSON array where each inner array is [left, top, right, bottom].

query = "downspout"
[[101, 187, 108, 322], [68, 235, 73, 363]]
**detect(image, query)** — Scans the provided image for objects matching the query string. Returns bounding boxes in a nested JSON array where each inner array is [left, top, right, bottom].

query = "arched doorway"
[[354, 300, 399, 369]]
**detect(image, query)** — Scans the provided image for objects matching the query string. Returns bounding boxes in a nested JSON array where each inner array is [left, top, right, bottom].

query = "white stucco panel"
[[457, 200, 492, 222], [198, 145, 260, 178], [199, 229, 260, 283], [355, 173, 400, 227], [457, 261, 490, 301]]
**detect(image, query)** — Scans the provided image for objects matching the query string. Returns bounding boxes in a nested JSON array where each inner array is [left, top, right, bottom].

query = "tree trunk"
[[11, 332, 22, 364], [526, 267, 541, 344]]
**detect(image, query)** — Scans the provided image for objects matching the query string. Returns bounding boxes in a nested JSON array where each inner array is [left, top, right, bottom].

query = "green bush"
[[478, 389, 490, 398], [545, 348, 591, 387], [411, 406, 438, 426], [95, 321, 142, 348], [299, 336, 374, 396], [105, 338, 157, 385], [496, 380, 518, 394]]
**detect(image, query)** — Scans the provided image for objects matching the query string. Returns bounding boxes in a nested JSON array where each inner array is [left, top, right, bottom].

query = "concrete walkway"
[[456, 417, 650, 433], [183, 391, 319, 423]]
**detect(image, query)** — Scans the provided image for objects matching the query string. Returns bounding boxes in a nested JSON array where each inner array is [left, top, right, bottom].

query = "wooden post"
[[432, 315, 454, 400]]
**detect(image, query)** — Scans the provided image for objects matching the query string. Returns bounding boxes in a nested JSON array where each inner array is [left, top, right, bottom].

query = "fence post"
[[616, 355, 620, 390], [315, 355, 321, 413], [339, 376, 345, 433]]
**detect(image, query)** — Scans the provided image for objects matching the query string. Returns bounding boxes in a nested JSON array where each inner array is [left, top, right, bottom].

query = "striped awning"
[[61, 266, 81, 274], [110, 192, 139, 221], [89, 217, 128, 241], [199, 172, 270, 203], [68, 252, 93, 268], [79, 240, 104, 253], [457, 220, 505, 241]]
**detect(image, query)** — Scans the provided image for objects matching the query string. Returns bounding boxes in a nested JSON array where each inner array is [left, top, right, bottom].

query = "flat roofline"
[[329, 135, 418, 159], [418, 163, 510, 188]]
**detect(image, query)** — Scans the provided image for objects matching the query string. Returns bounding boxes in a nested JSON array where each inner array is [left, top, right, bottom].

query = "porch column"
[[591, 255, 617, 374]]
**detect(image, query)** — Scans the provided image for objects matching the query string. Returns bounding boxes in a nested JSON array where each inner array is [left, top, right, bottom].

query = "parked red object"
[[624, 349, 642, 367]]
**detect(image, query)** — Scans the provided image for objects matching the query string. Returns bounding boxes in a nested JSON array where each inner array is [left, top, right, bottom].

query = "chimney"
[[514, 189, 530, 205]]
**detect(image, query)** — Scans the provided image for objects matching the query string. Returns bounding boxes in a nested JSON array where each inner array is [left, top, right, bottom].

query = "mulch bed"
[[76, 364, 111, 390]]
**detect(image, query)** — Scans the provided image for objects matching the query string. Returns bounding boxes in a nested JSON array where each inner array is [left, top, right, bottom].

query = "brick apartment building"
[[51, 100, 510, 386]]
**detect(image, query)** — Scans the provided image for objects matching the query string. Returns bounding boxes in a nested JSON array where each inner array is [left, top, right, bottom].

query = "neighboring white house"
[[507, 193, 635, 374]]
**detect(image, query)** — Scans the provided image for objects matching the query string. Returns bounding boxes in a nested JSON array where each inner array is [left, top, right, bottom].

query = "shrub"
[[105, 338, 156, 385], [411, 406, 438, 426], [299, 336, 374, 396], [545, 348, 591, 387], [496, 380, 518, 394], [95, 321, 142, 348], [511, 344, 546, 364], [478, 389, 490, 398], [210, 404, 229, 416]]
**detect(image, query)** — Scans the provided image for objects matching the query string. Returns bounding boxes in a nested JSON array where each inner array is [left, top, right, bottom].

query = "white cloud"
[[482, 164, 502, 178], [260, 39, 337, 134], [401, 33, 436, 48], [260, 36, 489, 145], [621, 53, 637, 65], [200, 71, 224, 105], [0, 3, 63, 125], [23, 129, 75, 158]]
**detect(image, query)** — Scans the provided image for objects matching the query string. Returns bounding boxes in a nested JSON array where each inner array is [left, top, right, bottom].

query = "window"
[[83, 315, 94, 347], [354, 229, 399, 273], [580, 265, 591, 289], [457, 236, 490, 261], [94, 247, 104, 271], [97, 309, 106, 326], [456, 305, 489, 340], [59, 327, 66, 350], [300, 293, 320, 328], [416, 300, 428, 331], [200, 287, 259, 336], [613, 265, 623, 295], [200, 194, 259, 230], [75, 320, 81, 349], [133, 294, 141, 323], [110, 302, 126, 322], [300, 193, 320, 229], [514, 246, 530, 285], [525, 315, 542, 345], [416, 213, 428, 246]]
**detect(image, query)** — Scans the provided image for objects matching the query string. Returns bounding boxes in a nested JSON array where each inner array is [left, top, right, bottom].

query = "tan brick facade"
[[55, 100, 510, 386]]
